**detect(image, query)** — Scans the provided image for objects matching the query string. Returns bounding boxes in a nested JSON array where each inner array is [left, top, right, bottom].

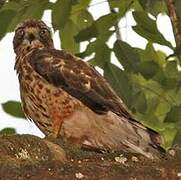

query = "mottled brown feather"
[[13, 20, 165, 159], [28, 48, 164, 149], [29, 48, 131, 118]]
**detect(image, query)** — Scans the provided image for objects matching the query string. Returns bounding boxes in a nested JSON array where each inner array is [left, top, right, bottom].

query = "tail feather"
[[121, 117, 165, 158], [94, 113, 165, 159]]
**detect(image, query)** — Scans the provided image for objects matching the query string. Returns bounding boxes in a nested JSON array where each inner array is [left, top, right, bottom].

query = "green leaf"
[[77, 40, 96, 58], [113, 40, 140, 72], [136, 44, 167, 81], [1, 101, 25, 119], [167, 87, 181, 106], [0, 1, 20, 11], [161, 126, 177, 148], [96, 13, 117, 32], [154, 101, 171, 122], [61, 8, 94, 53], [71, 0, 91, 12], [162, 61, 181, 89], [173, 129, 181, 146], [131, 91, 147, 114], [164, 61, 181, 79], [89, 44, 111, 68], [0, 9, 16, 40], [138, 0, 167, 16], [165, 105, 181, 123], [104, 63, 133, 107], [138, 61, 160, 79], [71, 10, 94, 32], [6, 0, 49, 32], [129, 73, 175, 124], [108, 0, 134, 17], [0, 128, 16, 135], [52, 0, 73, 30], [74, 23, 97, 42], [59, 19, 80, 53], [75, 13, 117, 42], [137, 43, 167, 66], [132, 11, 173, 49]]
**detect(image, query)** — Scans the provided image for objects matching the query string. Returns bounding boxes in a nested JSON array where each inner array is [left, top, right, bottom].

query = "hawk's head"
[[13, 20, 54, 54]]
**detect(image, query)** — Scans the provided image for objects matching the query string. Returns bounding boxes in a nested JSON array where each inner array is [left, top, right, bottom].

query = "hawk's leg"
[[48, 106, 63, 139], [51, 115, 63, 138]]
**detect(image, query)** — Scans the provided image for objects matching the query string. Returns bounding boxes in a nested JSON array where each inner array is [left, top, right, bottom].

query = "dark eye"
[[39, 28, 49, 36], [17, 29, 25, 37]]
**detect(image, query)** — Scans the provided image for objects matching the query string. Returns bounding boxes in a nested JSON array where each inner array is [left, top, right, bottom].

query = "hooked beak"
[[26, 33, 36, 43], [24, 28, 39, 44]]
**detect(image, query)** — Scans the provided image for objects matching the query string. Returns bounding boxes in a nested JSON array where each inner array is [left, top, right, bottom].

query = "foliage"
[[0, 127, 16, 135], [2, 101, 25, 119], [0, 0, 181, 148]]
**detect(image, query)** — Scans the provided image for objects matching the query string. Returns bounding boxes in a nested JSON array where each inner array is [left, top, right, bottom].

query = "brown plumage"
[[13, 20, 164, 159]]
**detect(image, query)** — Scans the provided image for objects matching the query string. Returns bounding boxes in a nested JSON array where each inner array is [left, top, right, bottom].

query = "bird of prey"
[[13, 20, 164, 159]]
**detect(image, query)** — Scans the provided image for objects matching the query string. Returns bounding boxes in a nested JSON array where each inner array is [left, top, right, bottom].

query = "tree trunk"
[[166, 0, 181, 65]]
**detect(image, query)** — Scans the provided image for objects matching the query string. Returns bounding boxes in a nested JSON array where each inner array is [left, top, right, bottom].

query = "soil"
[[0, 134, 180, 180]]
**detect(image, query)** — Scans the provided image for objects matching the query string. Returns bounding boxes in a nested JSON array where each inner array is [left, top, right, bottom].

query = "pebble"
[[75, 172, 84, 179], [168, 149, 176, 156], [115, 154, 127, 164], [131, 156, 139, 162]]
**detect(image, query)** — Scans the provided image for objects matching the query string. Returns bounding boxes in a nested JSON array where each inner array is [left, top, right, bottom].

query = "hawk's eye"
[[17, 29, 25, 37], [39, 28, 49, 37]]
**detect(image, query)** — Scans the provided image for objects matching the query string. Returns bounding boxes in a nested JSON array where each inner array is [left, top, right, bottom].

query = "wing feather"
[[29, 48, 131, 118]]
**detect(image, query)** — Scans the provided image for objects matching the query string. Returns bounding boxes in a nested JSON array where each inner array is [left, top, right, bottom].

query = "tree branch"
[[166, 0, 181, 65], [0, 134, 180, 179]]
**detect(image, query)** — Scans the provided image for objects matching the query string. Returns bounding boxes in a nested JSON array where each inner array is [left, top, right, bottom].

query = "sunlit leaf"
[[2, 101, 25, 119]]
